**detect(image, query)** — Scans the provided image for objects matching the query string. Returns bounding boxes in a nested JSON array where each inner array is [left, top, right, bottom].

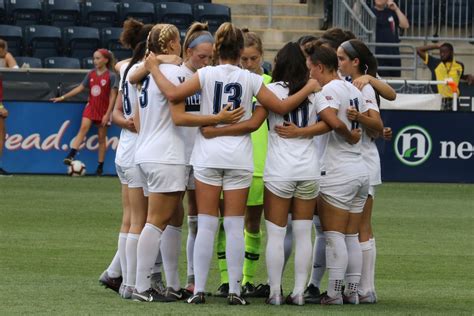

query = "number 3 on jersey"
[[139, 76, 150, 108], [213, 81, 242, 114]]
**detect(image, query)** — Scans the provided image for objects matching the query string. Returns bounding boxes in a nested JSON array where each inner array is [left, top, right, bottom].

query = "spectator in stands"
[[0, 76, 10, 175], [371, 0, 409, 77], [417, 42, 474, 111], [0, 39, 18, 69], [321, 0, 332, 30]]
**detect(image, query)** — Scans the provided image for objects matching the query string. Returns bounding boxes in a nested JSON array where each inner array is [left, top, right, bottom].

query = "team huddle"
[[93, 19, 396, 306]]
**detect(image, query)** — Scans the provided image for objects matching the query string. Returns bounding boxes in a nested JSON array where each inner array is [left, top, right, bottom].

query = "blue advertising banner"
[[3, 101, 120, 175], [378, 110, 474, 183]]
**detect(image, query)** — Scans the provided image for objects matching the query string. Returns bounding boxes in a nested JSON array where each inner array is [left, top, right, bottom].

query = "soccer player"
[[215, 28, 272, 298], [131, 23, 244, 303], [147, 22, 321, 305], [51, 49, 118, 176], [337, 39, 385, 303]]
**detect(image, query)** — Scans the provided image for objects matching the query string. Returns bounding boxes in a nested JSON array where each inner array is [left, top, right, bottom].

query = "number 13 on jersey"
[[213, 81, 243, 114]]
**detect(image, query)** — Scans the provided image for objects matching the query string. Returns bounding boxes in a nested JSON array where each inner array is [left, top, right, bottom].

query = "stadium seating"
[[120, 1, 156, 24], [446, 0, 472, 27], [44, 56, 81, 69], [193, 3, 231, 33], [156, 2, 193, 38], [44, 0, 81, 27], [7, 0, 43, 26], [82, 1, 119, 28], [24, 25, 62, 59], [182, 0, 211, 4], [82, 56, 94, 69], [62, 26, 100, 60], [15, 56, 42, 68], [0, 0, 5, 22], [0, 24, 23, 56], [101, 27, 132, 60]]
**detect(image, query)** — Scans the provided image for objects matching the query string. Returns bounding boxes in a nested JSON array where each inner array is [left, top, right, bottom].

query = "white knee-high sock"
[[359, 240, 373, 295], [118, 233, 128, 285], [283, 214, 293, 269], [135, 223, 163, 293], [310, 215, 326, 288], [106, 251, 121, 278], [292, 220, 313, 296], [224, 216, 245, 296], [193, 214, 219, 294], [325, 231, 347, 298], [161, 225, 182, 291], [370, 238, 376, 293], [265, 220, 286, 297], [345, 233, 362, 295], [125, 233, 139, 287], [186, 216, 198, 278]]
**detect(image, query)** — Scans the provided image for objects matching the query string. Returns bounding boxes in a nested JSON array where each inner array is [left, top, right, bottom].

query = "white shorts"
[[193, 167, 253, 190], [368, 185, 376, 198], [265, 180, 319, 200], [138, 163, 186, 193], [320, 176, 369, 213], [116, 164, 145, 188], [186, 166, 196, 191]]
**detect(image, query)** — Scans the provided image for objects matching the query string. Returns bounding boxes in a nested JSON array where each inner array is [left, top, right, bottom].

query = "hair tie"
[[188, 32, 215, 49]]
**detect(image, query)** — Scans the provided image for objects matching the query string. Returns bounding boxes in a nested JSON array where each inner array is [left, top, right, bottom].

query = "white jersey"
[[360, 84, 382, 185], [115, 62, 140, 168], [179, 64, 201, 165], [263, 82, 329, 181], [190, 64, 263, 171], [319, 79, 368, 185], [134, 64, 186, 165]]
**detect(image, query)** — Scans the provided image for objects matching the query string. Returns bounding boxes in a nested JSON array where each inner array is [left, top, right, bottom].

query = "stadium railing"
[[367, 42, 418, 79]]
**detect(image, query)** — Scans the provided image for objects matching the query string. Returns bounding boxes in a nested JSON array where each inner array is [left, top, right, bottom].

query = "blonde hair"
[[213, 22, 243, 65], [183, 22, 211, 60], [146, 23, 180, 55], [241, 28, 263, 56]]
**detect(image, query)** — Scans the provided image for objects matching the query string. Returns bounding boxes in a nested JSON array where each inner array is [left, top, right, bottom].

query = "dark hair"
[[340, 39, 378, 77], [297, 35, 318, 47], [305, 44, 338, 72], [440, 43, 454, 52], [272, 42, 309, 104], [213, 22, 244, 64], [120, 18, 153, 50], [319, 27, 356, 50]]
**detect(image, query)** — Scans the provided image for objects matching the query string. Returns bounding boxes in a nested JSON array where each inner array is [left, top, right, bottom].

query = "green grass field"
[[1, 176, 473, 315]]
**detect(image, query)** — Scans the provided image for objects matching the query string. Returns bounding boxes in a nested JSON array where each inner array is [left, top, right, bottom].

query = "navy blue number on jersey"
[[213, 81, 243, 114], [283, 103, 309, 127], [139, 76, 150, 108], [350, 97, 360, 130], [122, 80, 132, 115]]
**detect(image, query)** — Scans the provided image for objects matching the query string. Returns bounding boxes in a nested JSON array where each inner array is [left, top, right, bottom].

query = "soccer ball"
[[67, 160, 86, 177]]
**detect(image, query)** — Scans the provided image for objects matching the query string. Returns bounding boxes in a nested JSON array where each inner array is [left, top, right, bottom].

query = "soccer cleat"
[[359, 291, 377, 304], [184, 283, 194, 296], [265, 294, 284, 305], [131, 288, 175, 302], [186, 292, 206, 304], [163, 287, 192, 301], [285, 293, 305, 306], [228, 293, 250, 305], [98, 270, 122, 293], [343, 292, 359, 304], [215, 283, 229, 297], [241, 282, 256, 297], [0, 168, 12, 176], [63, 156, 73, 166], [96, 165, 103, 176], [319, 292, 343, 305], [304, 284, 322, 304], [252, 283, 270, 298]]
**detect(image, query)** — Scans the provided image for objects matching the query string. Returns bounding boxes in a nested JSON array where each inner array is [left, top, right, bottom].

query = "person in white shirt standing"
[[147, 22, 321, 305], [131, 23, 243, 303], [337, 39, 385, 304]]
